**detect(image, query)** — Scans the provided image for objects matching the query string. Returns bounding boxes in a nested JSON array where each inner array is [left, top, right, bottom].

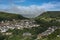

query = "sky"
[[0, 0, 60, 18]]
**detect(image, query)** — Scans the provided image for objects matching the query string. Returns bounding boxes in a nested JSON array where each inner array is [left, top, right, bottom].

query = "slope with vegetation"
[[35, 11, 60, 26], [0, 12, 26, 21], [40, 29, 60, 40], [35, 11, 60, 40]]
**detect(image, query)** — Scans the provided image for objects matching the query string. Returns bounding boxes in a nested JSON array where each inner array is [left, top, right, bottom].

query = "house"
[[2, 32, 12, 35], [57, 35, 60, 37], [23, 32, 32, 36], [5, 32, 12, 35]]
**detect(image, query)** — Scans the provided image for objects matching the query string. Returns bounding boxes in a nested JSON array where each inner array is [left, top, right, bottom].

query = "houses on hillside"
[[23, 32, 32, 36], [0, 19, 40, 33], [37, 26, 58, 39]]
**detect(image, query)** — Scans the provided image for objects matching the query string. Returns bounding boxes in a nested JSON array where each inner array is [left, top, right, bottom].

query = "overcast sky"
[[0, 0, 60, 18]]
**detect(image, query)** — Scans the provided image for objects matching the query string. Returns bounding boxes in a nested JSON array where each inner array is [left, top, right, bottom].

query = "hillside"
[[0, 12, 26, 21], [40, 11, 60, 18], [36, 11, 60, 19], [34, 11, 60, 40], [35, 11, 60, 26]]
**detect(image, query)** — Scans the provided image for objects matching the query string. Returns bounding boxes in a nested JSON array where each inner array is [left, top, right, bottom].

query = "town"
[[0, 19, 40, 33]]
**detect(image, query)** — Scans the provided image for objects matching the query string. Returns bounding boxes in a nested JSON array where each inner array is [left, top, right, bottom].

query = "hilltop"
[[0, 12, 27, 21], [35, 11, 60, 19], [35, 11, 60, 26], [39, 11, 60, 18]]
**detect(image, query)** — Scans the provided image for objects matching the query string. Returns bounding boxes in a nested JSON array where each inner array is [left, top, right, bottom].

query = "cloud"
[[2, 5, 45, 18], [39, 2, 60, 10], [0, 2, 60, 18]]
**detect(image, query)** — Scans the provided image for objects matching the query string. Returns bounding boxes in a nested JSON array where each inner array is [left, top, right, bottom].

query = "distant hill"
[[35, 11, 60, 20], [38, 11, 60, 18], [35, 11, 60, 26], [0, 12, 26, 21]]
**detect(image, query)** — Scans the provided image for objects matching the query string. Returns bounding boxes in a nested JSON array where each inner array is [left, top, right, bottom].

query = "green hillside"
[[36, 11, 60, 19], [35, 11, 60, 26], [0, 12, 26, 21], [40, 11, 60, 18], [35, 11, 60, 40]]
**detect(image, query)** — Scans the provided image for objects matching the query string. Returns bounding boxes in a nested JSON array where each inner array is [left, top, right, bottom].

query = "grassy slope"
[[35, 11, 60, 26], [40, 11, 60, 18], [0, 12, 26, 21], [35, 11, 60, 40], [36, 11, 60, 20]]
